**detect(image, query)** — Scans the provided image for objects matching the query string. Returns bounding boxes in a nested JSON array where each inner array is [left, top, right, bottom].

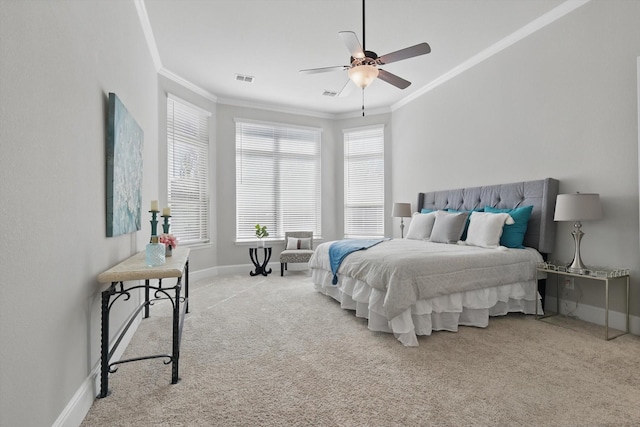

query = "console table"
[[96, 247, 190, 398]]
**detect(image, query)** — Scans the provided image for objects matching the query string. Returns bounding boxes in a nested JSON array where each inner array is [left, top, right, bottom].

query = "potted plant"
[[255, 224, 269, 247]]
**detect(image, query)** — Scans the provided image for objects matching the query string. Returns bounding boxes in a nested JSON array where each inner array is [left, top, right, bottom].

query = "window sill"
[[235, 237, 324, 246]]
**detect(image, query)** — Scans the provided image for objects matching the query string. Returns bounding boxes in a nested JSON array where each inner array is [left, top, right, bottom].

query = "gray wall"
[[391, 0, 640, 315], [0, 1, 158, 426]]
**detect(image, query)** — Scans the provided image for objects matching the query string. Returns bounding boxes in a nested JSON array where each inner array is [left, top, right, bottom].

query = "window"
[[235, 119, 321, 241], [167, 95, 211, 245], [344, 125, 384, 238]]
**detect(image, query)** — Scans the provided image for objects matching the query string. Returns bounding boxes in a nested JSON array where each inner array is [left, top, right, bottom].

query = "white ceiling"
[[143, 0, 571, 117]]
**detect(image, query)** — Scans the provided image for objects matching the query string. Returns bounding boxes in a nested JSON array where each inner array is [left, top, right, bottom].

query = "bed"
[[310, 178, 559, 346]]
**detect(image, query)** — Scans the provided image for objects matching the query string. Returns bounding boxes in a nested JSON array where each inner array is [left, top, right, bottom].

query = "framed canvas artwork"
[[106, 92, 143, 237]]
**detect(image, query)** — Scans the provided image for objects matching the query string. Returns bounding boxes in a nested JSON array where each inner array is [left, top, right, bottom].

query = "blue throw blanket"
[[329, 238, 389, 285]]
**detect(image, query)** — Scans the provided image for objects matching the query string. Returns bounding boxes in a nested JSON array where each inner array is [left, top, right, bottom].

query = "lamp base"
[[400, 219, 405, 239], [567, 222, 586, 272]]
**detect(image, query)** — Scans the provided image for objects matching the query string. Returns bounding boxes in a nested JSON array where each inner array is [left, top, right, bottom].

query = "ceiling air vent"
[[322, 90, 338, 97], [235, 74, 254, 83]]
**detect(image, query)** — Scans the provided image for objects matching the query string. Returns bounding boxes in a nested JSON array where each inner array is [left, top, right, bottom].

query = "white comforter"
[[309, 239, 543, 324]]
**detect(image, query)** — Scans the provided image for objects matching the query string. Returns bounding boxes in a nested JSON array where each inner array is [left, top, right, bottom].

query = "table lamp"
[[392, 202, 412, 238], [553, 192, 602, 271]]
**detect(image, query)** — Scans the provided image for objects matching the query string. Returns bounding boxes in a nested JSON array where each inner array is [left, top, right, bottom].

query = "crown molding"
[[217, 97, 338, 120], [218, 97, 391, 120], [159, 68, 218, 103], [333, 106, 391, 120], [134, 0, 162, 71]]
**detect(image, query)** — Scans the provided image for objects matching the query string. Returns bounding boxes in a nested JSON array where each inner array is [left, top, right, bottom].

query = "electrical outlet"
[[564, 277, 574, 290]]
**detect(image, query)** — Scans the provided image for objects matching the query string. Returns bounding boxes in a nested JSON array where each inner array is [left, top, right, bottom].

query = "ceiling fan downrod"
[[361, 0, 366, 51]]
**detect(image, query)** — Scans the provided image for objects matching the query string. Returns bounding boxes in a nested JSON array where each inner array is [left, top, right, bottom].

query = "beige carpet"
[[81, 272, 640, 426]]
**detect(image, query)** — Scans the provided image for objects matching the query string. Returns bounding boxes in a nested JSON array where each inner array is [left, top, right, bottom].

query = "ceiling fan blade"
[[338, 31, 365, 59], [300, 65, 349, 74], [337, 78, 353, 97], [378, 42, 431, 65], [377, 69, 411, 89]]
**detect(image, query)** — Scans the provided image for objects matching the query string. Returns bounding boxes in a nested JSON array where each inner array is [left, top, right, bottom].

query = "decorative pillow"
[[428, 211, 468, 244], [484, 205, 534, 248], [405, 211, 436, 240], [465, 212, 515, 248], [286, 237, 311, 250], [420, 208, 434, 214], [447, 208, 483, 240]]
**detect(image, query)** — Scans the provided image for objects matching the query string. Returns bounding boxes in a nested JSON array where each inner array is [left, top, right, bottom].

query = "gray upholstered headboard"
[[417, 178, 559, 254]]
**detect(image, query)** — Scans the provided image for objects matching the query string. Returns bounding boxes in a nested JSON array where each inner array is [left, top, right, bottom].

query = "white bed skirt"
[[311, 269, 543, 346]]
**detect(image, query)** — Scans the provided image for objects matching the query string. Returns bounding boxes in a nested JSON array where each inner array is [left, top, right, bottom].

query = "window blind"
[[167, 96, 211, 245], [235, 119, 321, 241], [344, 125, 384, 238]]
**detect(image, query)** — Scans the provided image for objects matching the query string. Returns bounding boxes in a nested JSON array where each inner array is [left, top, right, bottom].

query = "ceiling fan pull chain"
[[362, 88, 365, 117]]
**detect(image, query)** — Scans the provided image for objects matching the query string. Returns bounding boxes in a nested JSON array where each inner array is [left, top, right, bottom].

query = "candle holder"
[[161, 214, 171, 234], [150, 210, 159, 237], [146, 210, 165, 266], [161, 214, 173, 257]]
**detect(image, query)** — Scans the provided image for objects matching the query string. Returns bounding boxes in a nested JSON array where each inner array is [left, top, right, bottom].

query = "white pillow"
[[286, 237, 311, 250], [405, 212, 436, 240], [465, 212, 515, 248]]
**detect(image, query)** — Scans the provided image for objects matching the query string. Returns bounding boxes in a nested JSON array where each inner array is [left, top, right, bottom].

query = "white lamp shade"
[[348, 65, 379, 88], [392, 202, 412, 218], [554, 193, 602, 222]]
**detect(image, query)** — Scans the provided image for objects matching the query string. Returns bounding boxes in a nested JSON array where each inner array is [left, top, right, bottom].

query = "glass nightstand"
[[536, 262, 629, 340]]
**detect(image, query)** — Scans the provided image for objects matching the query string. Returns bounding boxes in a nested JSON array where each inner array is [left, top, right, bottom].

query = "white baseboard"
[[191, 263, 310, 280], [544, 296, 640, 335], [216, 263, 252, 275], [53, 312, 142, 427], [190, 265, 218, 281], [192, 263, 268, 278]]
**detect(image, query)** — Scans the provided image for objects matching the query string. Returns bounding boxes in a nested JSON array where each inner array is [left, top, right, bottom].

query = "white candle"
[[150, 200, 159, 211], [162, 206, 171, 216]]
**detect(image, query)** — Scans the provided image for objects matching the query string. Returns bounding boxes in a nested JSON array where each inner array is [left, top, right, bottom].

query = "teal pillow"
[[421, 208, 434, 214], [484, 205, 534, 248], [447, 208, 483, 240]]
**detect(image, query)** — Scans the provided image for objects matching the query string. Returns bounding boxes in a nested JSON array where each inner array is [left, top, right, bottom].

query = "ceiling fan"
[[300, 0, 431, 110]]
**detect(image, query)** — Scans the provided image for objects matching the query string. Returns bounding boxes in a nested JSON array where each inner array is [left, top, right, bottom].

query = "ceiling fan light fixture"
[[348, 64, 379, 89]]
